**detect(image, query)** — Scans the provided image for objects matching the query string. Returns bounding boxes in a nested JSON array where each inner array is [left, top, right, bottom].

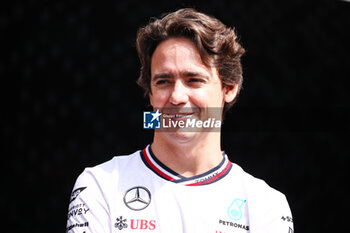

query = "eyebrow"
[[152, 71, 209, 81], [152, 73, 174, 81]]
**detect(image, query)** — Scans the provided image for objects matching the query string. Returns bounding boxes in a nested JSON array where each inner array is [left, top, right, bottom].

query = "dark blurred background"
[[2, 0, 349, 232]]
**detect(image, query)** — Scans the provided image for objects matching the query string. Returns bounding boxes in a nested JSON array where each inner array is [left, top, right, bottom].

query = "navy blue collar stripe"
[[140, 145, 232, 186]]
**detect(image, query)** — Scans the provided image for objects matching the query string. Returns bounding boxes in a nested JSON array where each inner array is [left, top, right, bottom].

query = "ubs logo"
[[123, 186, 151, 211]]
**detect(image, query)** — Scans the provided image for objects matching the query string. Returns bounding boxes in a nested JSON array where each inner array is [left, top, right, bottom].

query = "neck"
[[151, 131, 223, 177]]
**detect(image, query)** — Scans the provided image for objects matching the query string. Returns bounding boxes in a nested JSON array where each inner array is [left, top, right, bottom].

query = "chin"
[[167, 131, 198, 144]]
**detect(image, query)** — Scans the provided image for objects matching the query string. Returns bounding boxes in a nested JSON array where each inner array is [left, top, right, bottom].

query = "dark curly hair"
[[136, 8, 245, 114]]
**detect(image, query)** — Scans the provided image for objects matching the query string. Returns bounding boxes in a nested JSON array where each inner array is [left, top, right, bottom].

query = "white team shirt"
[[66, 145, 294, 233]]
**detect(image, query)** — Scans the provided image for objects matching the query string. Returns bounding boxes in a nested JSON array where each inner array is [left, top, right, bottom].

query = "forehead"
[[151, 38, 209, 73]]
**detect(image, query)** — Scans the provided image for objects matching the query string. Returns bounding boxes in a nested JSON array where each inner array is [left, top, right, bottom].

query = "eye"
[[188, 78, 204, 84], [155, 79, 169, 85]]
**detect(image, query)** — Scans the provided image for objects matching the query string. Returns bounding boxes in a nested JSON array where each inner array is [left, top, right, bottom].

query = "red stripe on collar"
[[142, 148, 176, 181], [141, 145, 232, 186]]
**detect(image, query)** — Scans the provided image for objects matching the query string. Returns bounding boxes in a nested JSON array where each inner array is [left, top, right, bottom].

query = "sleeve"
[[66, 169, 112, 233], [265, 194, 294, 233]]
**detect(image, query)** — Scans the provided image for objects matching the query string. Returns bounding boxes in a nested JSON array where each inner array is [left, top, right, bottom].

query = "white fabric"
[[66, 146, 294, 233]]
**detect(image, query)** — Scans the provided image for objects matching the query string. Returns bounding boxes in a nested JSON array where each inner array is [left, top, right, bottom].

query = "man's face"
[[149, 37, 237, 140]]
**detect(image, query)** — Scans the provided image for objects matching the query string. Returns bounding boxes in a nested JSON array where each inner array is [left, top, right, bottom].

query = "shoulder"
[[66, 151, 143, 232], [230, 163, 285, 197], [75, 150, 142, 184], [68, 149, 143, 211], [70, 149, 142, 199], [229, 162, 290, 214], [229, 163, 293, 229]]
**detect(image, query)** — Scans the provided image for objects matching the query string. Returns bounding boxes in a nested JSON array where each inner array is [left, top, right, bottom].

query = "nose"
[[168, 80, 189, 105]]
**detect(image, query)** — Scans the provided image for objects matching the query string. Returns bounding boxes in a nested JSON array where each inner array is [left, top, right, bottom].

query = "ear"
[[223, 84, 239, 103]]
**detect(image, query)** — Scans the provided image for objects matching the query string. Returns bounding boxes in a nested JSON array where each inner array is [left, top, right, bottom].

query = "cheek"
[[150, 91, 169, 106], [193, 88, 225, 106]]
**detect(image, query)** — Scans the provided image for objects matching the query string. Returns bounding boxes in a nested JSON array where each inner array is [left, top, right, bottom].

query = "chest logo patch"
[[227, 198, 246, 220], [123, 186, 151, 211]]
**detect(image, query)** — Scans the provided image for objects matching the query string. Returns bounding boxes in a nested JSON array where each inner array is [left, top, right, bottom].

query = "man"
[[66, 8, 294, 233]]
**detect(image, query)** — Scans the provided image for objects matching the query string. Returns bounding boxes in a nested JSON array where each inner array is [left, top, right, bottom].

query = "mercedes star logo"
[[123, 186, 151, 211]]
